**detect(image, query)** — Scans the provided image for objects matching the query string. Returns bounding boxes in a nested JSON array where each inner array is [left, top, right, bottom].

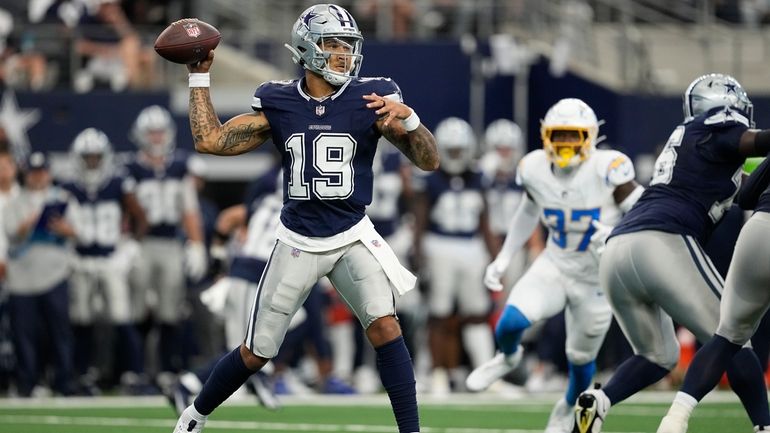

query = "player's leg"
[[456, 239, 494, 374], [69, 261, 97, 391], [423, 235, 461, 394], [467, 253, 567, 392], [552, 282, 611, 433], [175, 241, 323, 432], [102, 257, 145, 389], [329, 242, 418, 433], [659, 216, 770, 433], [155, 239, 186, 375], [575, 233, 679, 433]]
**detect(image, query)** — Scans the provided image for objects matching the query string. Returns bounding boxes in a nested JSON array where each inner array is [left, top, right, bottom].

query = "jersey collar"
[[296, 77, 352, 102]]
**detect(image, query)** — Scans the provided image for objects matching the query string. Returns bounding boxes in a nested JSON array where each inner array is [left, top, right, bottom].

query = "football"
[[154, 18, 221, 64]]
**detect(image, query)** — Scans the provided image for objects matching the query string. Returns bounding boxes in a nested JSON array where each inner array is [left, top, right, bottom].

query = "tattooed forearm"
[[189, 88, 221, 150], [385, 124, 440, 171], [215, 124, 260, 155]]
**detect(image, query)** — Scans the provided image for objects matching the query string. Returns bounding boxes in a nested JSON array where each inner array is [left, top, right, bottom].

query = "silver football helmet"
[[285, 4, 363, 86], [131, 105, 176, 157], [683, 73, 754, 126], [484, 119, 523, 171], [435, 117, 477, 175], [70, 127, 113, 190], [540, 98, 599, 169]]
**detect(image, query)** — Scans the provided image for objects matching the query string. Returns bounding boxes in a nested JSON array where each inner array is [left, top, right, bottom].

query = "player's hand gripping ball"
[[154, 18, 220, 64]]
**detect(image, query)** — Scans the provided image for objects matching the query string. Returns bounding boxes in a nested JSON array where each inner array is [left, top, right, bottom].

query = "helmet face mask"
[[434, 117, 477, 175], [132, 105, 176, 157], [70, 128, 113, 190], [286, 4, 364, 86], [683, 73, 754, 126], [540, 98, 599, 169], [484, 119, 523, 172]]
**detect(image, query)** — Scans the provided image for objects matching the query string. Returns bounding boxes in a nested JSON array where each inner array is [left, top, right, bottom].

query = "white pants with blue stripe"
[[599, 230, 724, 370]]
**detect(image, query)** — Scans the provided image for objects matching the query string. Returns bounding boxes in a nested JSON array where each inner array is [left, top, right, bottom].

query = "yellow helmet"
[[540, 98, 599, 169]]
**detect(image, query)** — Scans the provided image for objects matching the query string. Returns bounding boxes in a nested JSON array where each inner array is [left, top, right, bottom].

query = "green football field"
[[0, 392, 756, 433]]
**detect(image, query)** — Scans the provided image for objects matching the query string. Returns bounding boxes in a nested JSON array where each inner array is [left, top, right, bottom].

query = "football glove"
[[589, 220, 613, 256], [184, 241, 207, 282], [483, 261, 506, 292]]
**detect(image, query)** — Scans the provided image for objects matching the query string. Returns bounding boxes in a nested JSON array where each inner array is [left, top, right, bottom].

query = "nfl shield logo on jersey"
[[315, 106, 325, 116], [184, 23, 201, 38], [291, 248, 301, 258], [371, 239, 381, 248]]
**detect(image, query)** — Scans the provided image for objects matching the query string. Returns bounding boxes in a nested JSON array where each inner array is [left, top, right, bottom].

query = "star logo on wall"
[[0, 90, 40, 163]]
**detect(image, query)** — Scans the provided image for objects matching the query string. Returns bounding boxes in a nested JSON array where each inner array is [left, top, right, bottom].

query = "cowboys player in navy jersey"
[[656, 161, 770, 433], [573, 74, 770, 433], [63, 128, 148, 394], [126, 105, 208, 382], [174, 4, 438, 433]]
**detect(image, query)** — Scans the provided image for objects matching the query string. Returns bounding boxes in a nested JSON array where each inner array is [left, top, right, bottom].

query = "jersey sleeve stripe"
[[383, 93, 402, 103], [252, 96, 262, 110]]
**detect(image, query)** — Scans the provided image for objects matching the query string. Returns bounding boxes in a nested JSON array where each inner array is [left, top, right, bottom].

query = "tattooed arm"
[[364, 93, 439, 171], [188, 51, 272, 156]]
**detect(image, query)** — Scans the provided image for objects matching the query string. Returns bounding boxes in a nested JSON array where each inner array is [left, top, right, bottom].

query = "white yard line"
[[0, 414, 648, 433]]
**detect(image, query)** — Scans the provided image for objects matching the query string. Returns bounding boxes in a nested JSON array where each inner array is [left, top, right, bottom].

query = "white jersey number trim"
[[650, 125, 684, 186], [285, 133, 357, 200], [136, 179, 183, 225], [75, 202, 122, 246]]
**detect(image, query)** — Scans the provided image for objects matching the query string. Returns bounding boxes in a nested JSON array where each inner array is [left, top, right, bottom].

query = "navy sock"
[[566, 361, 596, 405], [726, 346, 770, 427], [194, 347, 256, 415], [376, 336, 419, 433], [194, 357, 221, 384], [682, 335, 741, 400], [603, 355, 669, 405]]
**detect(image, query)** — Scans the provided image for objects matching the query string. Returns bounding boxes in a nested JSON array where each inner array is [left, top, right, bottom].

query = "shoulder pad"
[[596, 150, 635, 186], [252, 79, 297, 111], [515, 150, 545, 187]]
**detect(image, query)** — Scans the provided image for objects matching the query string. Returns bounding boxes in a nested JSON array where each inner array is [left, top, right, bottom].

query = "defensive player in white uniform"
[[574, 74, 770, 433], [173, 4, 438, 433], [465, 99, 643, 433], [126, 105, 207, 377]]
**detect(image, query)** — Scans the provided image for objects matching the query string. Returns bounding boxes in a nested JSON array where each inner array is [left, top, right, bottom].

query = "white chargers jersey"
[[517, 149, 635, 279]]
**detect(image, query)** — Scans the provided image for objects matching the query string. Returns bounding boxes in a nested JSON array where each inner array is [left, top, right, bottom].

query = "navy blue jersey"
[[125, 152, 190, 238], [367, 149, 404, 238], [243, 166, 281, 212], [485, 173, 524, 236], [421, 170, 486, 238], [252, 77, 402, 237], [613, 106, 749, 244], [62, 177, 127, 256]]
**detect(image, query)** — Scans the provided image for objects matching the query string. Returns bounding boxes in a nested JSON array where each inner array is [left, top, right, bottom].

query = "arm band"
[[402, 110, 420, 132], [189, 73, 210, 88]]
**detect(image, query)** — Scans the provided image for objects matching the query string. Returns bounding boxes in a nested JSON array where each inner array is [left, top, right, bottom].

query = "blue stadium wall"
[[12, 40, 770, 162]]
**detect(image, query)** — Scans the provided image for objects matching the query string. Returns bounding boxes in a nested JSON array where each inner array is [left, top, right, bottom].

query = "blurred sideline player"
[[173, 4, 438, 433], [466, 98, 643, 433], [126, 105, 207, 381], [63, 128, 148, 394], [574, 74, 770, 433], [480, 119, 544, 289], [413, 117, 499, 395], [656, 167, 770, 430]]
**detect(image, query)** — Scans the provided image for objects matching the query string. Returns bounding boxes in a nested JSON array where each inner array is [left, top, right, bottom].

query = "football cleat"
[[545, 398, 575, 433], [573, 386, 609, 433], [465, 348, 523, 392], [173, 405, 207, 433], [248, 372, 281, 410], [167, 380, 193, 417], [656, 413, 688, 433]]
